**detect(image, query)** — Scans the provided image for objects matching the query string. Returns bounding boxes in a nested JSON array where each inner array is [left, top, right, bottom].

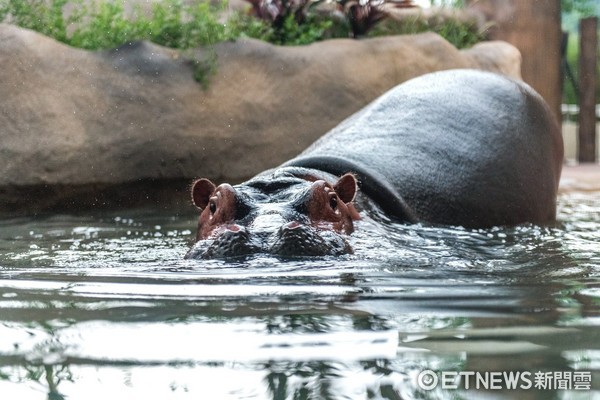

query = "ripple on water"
[[0, 195, 598, 398]]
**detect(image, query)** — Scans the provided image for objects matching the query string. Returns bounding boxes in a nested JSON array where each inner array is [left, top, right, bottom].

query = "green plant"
[[145, 0, 187, 48], [273, 13, 334, 44], [561, 0, 600, 105], [240, 0, 421, 40], [67, 0, 228, 50], [238, 0, 347, 43], [1, 0, 486, 49], [0, 0, 230, 86], [68, 1, 144, 49], [0, 0, 229, 50], [429, 0, 465, 7], [435, 18, 481, 48], [561, 0, 595, 14], [0, 0, 487, 90], [149, 1, 228, 48], [189, 48, 219, 90], [336, 0, 389, 37], [1, 0, 72, 42], [368, 12, 482, 49], [563, 33, 579, 105], [228, 10, 335, 45], [226, 11, 274, 41], [368, 14, 428, 37]]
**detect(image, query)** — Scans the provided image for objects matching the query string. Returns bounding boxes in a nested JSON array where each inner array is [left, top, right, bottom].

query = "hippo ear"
[[191, 178, 216, 210], [334, 173, 357, 203]]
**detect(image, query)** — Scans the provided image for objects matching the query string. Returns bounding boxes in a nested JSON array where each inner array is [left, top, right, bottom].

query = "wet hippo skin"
[[187, 69, 564, 259]]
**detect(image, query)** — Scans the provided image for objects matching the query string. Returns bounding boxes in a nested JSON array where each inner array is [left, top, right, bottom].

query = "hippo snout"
[[185, 222, 352, 259], [184, 226, 261, 259], [270, 222, 351, 257]]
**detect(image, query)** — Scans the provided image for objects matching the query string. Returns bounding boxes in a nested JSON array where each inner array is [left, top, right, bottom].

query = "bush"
[[0, 0, 484, 88], [431, 17, 482, 49], [146, 1, 229, 48], [0, 0, 484, 50], [367, 11, 483, 49], [0, 0, 230, 50], [68, 1, 146, 49], [1, 0, 72, 42]]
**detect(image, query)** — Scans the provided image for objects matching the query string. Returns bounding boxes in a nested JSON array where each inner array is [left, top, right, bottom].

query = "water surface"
[[0, 191, 598, 399]]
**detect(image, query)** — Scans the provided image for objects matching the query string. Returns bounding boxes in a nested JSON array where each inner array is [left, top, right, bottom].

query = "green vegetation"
[[228, 12, 337, 46], [561, 0, 596, 15], [190, 47, 218, 90], [1, 0, 72, 42], [429, 0, 598, 105], [0, 0, 484, 84], [368, 12, 482, 49], [428, 0, 466, 7], [563, 33, 579, 105], [561, 0, 599, 105], [0, 0, 233, 84], [0, 0, 231, 49], [435, 17, 481, 49], [562, 32, 600, 106], [0, 0, 484, 49]]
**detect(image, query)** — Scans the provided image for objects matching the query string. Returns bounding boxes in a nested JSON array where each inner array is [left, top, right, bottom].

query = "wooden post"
[[467, 0, 562, 124], [578, 17, 598, 163]]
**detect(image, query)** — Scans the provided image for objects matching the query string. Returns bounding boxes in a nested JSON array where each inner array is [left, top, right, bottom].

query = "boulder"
[[0, 23, 521, 212]]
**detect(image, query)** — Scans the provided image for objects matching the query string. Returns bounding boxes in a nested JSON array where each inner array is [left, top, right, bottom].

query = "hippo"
[[185, 69, 563, 259]]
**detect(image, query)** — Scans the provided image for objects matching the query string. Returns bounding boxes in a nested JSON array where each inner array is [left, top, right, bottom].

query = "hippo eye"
[[329, 195, 338, 210], [209, 200, 217, 214]]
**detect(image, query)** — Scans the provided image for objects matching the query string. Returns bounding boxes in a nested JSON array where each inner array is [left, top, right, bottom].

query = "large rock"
[[0, 23, 521, 212]]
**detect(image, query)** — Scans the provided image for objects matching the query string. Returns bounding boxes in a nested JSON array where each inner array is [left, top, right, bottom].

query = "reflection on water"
[[0, 191, 598, 399]]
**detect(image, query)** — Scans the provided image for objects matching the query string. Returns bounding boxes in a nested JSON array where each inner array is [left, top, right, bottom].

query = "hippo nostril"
[[281, 221, 301, 230], [225, 224, 243, 233], [185, 226, 265, 259], [270, 224, 352, 257]]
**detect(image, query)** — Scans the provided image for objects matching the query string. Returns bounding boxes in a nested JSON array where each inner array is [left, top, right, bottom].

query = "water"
[[0, 191, 598, 399]]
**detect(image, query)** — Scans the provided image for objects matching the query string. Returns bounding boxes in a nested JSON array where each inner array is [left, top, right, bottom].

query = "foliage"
[[367, 12, 482, 49], [239, 0, 422, 39], [562, 33, 600, 105], [271, 13, 334, 45], [0, 0, 72, 42], [238, 0, 481, 45], [368, 14, 427, 36], [147, 1, 229, 48], [431, 0, 596, 14], [69, 0, 229, 50], [0, 0, 229, 50], [563, 33, 578, 105], [230, 10, 335, 45], [0, 0, 484, 49], [190, 48, 219, 89], [0, 0, 229, 85], [226, 11, 275, 41], [561, 0, 595, 15], [561, 0, 599, 105], [332, 0, 387, 37], [236, 0, 347, 42], [433, 17, 481, 48], [428, 0, 465, 7], [0, 0, 486, 85], [68, 1, 145, 49]]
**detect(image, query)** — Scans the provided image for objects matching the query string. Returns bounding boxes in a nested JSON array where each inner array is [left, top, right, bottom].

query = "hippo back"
[[283, 69, 563, 228]]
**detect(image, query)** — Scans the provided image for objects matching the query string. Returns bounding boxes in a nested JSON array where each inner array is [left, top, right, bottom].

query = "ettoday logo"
[[416, 370, 592, 391]]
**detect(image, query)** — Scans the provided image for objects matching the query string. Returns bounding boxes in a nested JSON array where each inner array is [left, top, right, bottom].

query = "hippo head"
[[185, 170, 360, 259]]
